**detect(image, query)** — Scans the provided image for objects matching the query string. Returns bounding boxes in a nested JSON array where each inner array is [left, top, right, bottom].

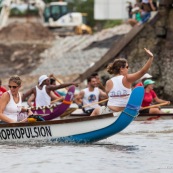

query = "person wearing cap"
[[27, 77, 64, 107], [23, 75, 78, 107], [140, 79, 170, 114], [128, 4, 142, 27], [135, 73, 152, 87]]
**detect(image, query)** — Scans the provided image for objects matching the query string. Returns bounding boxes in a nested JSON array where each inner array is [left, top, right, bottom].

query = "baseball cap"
[[140, 73, 152, 80], [144, 79, 155, 87], [38, 75, 49, 86]]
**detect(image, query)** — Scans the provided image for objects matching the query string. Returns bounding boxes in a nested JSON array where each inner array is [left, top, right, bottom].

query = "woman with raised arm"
[[90, 48, 154, 116]]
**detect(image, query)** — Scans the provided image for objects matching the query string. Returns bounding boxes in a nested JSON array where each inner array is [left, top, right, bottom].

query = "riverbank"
[[0, 22, 131, 91]]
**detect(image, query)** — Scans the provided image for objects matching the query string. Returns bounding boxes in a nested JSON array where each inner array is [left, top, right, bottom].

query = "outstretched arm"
[[154, 97, 170, 105], [126, 48, 154, 83]]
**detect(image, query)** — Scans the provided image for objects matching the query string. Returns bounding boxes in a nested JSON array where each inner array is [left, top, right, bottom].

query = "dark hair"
[[50, 78, 55, 85], [87, 76, 96, 83], [107, 58, 127, 75], [142, 78, 148, 84], [9, 75, 22, 86], [91, 72, 98, 77]]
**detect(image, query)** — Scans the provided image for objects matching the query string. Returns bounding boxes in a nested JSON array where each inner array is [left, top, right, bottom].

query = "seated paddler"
[[23, 74, 79, 107], [76, 76, 107, 114], [0, 75, 33, 123]]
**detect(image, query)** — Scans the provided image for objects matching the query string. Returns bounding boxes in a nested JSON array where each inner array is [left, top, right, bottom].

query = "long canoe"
[[0, 87, 144, 144], [70, 107, 173, 121], [136, 108, 173, 121]]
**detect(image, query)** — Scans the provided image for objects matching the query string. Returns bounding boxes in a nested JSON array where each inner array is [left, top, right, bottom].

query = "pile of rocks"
[[31, 24, 132, 78], [0, 22, 131, 91]]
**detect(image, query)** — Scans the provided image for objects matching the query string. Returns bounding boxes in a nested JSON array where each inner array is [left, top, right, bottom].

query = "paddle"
[[51, 97, 64, 104], [60, 99, 109, 118], [51, 74, 68, 91], [82, 98, 108, 108], [141, 102, 169, 110]]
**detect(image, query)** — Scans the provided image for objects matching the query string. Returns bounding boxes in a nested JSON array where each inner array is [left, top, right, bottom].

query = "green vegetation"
[[10, 6, 39, 16], [68, 0, 94, 27], [101, 20, 123, 29]]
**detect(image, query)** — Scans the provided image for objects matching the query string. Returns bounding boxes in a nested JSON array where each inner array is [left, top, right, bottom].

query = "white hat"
[[140, 73, 152, 80], [38, 75, 49, 86], [132, 7, 140, 12]]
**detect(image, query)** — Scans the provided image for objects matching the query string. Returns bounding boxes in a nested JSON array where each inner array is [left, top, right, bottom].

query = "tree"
[[68, 0, 95, 27]]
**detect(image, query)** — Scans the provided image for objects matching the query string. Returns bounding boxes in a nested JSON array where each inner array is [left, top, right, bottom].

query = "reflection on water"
[[1, 120, 173, 173]]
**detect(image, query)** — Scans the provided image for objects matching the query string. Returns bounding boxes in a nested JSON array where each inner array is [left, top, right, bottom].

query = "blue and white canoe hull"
[[51, 113, 133, 143], [0, 87, 144, 144], [0, 114, 132, 143]]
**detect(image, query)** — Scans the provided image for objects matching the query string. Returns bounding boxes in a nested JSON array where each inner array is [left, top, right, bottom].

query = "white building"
[[94, 0, 136, 20]]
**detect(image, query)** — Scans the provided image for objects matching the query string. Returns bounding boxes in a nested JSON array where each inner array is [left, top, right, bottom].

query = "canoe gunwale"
[[139, 113, 173, 117], [0, 113, 114, 128]]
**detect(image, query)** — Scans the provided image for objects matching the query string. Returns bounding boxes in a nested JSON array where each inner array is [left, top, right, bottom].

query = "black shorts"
[[83, 108, 94, 114], [139, 109, 149, 113]]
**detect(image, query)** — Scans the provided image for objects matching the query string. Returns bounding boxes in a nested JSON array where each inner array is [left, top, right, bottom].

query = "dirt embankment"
[[0, 22, 55, 89], [0, 22, 54, 43], [0, 23, 54, 90], [0, 21, 132, 91]]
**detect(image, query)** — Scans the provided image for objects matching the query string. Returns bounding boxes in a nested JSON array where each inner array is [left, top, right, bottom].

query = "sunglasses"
[[123, 66, 128, 69], [8, 85, 18, 89]]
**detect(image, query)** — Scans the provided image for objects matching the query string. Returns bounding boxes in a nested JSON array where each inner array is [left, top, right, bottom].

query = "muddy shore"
[[0, 22, 131, 92]]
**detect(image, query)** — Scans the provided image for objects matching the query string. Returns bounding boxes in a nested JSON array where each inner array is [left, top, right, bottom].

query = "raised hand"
[[144, 48, 154, 57]]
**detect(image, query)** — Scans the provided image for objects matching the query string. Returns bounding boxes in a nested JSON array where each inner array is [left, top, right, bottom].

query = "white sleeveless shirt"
[[82, 87, 100, 111], [3, 90, 22, 122], [35, 85, 51, 106], [108, 76, 131, 107]]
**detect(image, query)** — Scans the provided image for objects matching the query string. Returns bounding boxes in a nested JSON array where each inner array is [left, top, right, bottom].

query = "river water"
[[0, 120, 173, 173]]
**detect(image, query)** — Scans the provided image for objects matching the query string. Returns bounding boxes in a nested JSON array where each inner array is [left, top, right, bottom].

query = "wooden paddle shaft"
[[82, 98, 108, 108], [52, 75, 68, 91], [141, 102, 169, 110], [51, 97, 63, 104]]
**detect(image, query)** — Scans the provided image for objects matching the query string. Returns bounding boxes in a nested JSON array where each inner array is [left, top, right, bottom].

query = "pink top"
[[142, 90, 157, 107]]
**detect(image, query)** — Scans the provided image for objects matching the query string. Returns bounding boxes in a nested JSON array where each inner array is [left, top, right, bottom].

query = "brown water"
[[0, 120, 173, 173]]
